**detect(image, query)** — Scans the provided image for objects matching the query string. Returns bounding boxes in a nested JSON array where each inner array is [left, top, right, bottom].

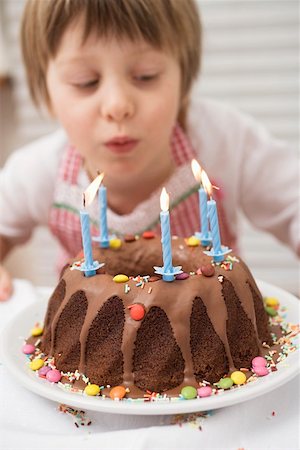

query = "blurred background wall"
[[0, 0, 299, 293]]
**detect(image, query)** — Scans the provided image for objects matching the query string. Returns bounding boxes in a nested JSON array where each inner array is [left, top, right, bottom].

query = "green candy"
[[265, 306, 278, 317], [181, 385, 197, 399], [217, 377, 233, 389]]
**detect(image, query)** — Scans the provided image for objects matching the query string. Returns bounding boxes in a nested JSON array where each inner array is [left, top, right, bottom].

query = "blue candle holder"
[[194, 231, 212, 247], [153, 264, 183, 282], [203, 246, 232, 263], [73, 260, 105, 277]]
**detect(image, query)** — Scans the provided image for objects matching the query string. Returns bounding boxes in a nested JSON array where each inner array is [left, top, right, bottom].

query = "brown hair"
[[21, 0, 201, 127]]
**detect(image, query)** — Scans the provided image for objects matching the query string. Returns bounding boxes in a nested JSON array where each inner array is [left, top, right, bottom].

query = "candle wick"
[[83, 193, 86, 208]]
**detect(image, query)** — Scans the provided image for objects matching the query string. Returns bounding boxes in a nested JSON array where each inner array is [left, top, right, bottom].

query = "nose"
[[100, 80, 134, 123]]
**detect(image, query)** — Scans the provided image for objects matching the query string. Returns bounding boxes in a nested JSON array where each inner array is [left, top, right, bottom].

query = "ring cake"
[[37, 234, 274, 398]]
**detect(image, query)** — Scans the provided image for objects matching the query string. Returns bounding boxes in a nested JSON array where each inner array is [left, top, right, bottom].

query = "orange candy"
[[109, 385, 126, 400], [128, 303, 145, 321], [142, 231, 155, 239]]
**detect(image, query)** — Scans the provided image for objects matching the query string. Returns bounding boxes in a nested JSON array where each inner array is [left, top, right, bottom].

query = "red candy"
[[200, 265, 215, 277], [142, 231, 155, 239], [175, 272, 189, 280], [128, 303, 145, 321]]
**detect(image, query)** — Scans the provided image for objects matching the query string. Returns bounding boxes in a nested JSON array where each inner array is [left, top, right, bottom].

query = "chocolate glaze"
[[41, 236, 272, 397]]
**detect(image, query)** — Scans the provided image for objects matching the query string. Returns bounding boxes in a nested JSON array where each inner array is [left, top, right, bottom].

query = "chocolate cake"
[[40, 235, 272, 398]]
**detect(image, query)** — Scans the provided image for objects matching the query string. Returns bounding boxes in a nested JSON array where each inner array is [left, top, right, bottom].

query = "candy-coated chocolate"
[[142, 231, 155, 239], [252, 356, 267, 367], [109, 385, 126, 400], [175, 272, 189, 280], [197, 386, 212, 397], [253, 366, 269, 377], [22, 343, 35, 354], [84, 384, 100, 396], [124, 234, 136, 242], [186, 236, 200, 247], [31, 326, 43, 337], [231, 371, 247, 385], [265, 297, 279, 307], [109, 238, 122, 249], [38, 366, 51, 377], [29, 359, 44, 371], [113, 274, 129, 283], [46, 369, 62, 383], [265, 306, 278, 317], [128, 304, 145, 321], [217, 377, 233, 389], [181, 386, 197, 399], [200, 264, 215, 277]]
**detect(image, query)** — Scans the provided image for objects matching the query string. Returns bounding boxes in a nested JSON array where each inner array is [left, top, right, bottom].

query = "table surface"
[[1, 279, 299, 450]]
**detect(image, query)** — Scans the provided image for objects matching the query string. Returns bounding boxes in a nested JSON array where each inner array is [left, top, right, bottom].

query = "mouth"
[[104, 136, 139, 155]]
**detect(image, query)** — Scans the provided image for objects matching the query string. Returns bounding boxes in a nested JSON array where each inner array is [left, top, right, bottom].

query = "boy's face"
[[46, 19, 181, 182]]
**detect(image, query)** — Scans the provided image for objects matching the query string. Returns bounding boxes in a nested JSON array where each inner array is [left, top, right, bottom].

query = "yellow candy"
[[29, 359, 44, 371], [84, 384, 100, 396], [109, 238, 122, 249], [231, 371, 247, 385], [186, 236, 200, 247], [113, 274, 129, 283], [31, 326, 43, 337], [265, 297, 279, 307]]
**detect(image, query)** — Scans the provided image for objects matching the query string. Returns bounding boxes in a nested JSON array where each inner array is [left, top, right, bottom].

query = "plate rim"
[[1, 279, 299, 415]]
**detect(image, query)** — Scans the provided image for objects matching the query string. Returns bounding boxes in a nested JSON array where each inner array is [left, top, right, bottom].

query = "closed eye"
[[134, 74, 159, 82], [75, 79, 99, 89]]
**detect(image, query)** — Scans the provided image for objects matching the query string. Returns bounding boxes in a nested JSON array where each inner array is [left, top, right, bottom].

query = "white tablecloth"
[[1, 279, 299, 450]]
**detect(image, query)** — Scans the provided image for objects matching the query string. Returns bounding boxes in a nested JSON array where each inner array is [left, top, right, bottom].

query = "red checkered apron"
[[49, 124, 236, 268]]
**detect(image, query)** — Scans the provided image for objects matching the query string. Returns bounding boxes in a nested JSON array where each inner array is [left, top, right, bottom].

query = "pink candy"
[[253, 366, 269, 377], [38, 366, 51, 377], [252, 356, 267, 368], [46, 369, 62, 383], [197, 386, 212, 398], [22, 344, 35, 355]]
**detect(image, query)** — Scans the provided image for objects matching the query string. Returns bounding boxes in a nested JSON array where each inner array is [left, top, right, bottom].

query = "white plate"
[[0, 280, 299, 415]]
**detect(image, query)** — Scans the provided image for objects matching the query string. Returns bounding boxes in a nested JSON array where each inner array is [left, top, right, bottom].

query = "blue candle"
[[199, 187, 210, 241], [160, 209, 173, 273], [154, 187, 183, 281], [98, 184, 109, 248], [201, 169, 231, 263], [191, 159, 211, 246], [207, 198, 222, 255], [80, 207, 94, 269]]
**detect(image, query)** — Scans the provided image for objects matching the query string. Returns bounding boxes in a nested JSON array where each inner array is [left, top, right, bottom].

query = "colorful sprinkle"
[[109, 386, 127, 400], [113, 274, 129, 283], [181, 386, 197, 399]]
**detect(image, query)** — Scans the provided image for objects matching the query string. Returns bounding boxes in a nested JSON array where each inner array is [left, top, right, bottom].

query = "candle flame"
[[83, 172, 104, 207], [160, 187, 169, 212], [191, 159, 202, 183], [201, 170, 220, 197]]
